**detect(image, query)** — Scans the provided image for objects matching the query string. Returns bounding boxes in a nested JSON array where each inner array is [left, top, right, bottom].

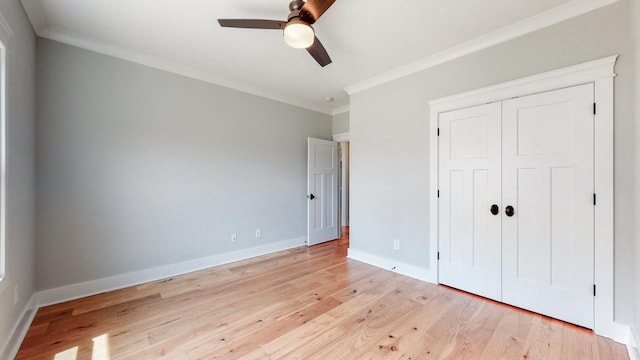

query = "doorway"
[[338, 141, 349, 229]]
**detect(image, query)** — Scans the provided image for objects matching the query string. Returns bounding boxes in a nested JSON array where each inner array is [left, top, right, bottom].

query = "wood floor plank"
[[512, 313, 558, 359], [305, 286, 435, 359], [367, 288, 490, 359], [15, 229, 629, 360], [260, 313, 339, 358], [476, 304, 535, 359]]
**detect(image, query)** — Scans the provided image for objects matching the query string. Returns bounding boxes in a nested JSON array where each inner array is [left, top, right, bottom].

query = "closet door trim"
[[428, 55, 622, 341]]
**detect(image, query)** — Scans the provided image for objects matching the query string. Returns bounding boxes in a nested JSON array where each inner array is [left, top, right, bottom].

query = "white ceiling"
[[20, 0, 615, 114]]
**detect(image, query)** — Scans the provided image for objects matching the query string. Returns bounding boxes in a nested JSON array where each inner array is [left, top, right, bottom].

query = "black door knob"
[[490, 204, 499, 215], [308, 194, 315, 200], [505, 205, 515, 217]]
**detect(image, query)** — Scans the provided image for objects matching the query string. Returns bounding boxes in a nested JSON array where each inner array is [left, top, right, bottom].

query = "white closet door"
[[501, 84, 595, 328], [438, 102, 502, 301]]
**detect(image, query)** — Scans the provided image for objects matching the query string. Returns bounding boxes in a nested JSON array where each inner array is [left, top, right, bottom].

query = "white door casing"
[[307, 137, 339, 246], [501, 84, 595, 328], [339, 142, 349, 227], [429, 55, 621, 341], [438, 102, 502, 301]]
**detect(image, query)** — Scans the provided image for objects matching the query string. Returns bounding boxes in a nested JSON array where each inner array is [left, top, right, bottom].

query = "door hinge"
[[593, 193, 597, 206], [437, 190, 440, 198], [437, 251, 440, 260], [437, 128, 440, 136], [593, 103, 596, 115], [593, 284, 596, 296]]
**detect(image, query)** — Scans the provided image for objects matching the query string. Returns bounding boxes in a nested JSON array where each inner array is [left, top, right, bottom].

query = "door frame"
[[428, 56, 624, 342], [333, 132, 350, 228]]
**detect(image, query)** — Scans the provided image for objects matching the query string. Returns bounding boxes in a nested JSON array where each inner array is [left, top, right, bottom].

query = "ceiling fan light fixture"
[[283, 18, 315, 49]]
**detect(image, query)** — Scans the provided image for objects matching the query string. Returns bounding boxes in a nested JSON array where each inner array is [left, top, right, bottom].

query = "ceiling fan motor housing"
[[289, 0, 305, 12], [288, 0, 307, 22]]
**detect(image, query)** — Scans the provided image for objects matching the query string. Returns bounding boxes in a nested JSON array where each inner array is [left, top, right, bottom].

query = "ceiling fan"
[[218, 0, 335, 67]]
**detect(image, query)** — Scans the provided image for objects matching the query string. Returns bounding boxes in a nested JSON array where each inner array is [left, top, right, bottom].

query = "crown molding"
[[344, 0, 620, 95], [0, 9, 14, 44], [32, 25, 335, 115], [22, 0, 619, 112], [332, 132, 350, 142], [331, 105, 350, 115], [20, 0, 45, 34], [21, 0, 338, 115]]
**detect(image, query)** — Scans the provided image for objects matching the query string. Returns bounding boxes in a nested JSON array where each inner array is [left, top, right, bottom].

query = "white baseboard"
[[628, 325, 640, 360], [1, 294, 37, 360], [36, 237, 307, 307], [7, 240, 637, 359], [347, 248, 434, 283]]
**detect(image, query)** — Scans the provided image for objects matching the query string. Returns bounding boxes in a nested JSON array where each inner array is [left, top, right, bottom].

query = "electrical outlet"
[[255, 229, 261, 238], [13, 285, 18, 305], [231, 233, 237, 242], [393, 239, 400, 250]]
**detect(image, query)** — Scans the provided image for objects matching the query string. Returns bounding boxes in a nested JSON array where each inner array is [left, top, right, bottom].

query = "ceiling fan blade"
[[306, 37, 332, 67], [218, 19, 286, 29], [300, 0, 335, 24]]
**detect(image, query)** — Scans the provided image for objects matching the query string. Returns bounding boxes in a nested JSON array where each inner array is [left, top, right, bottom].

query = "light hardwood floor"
[[16, 229, 628, 359]]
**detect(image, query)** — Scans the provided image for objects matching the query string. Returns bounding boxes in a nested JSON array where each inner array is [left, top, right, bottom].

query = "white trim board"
[[332, 132, 350, 142], [0, 294, 37, 360], [36, 236, 307, 307], [40, 27, 334, 115], [428, 55, 628, 344], [0, 9, 13, 45], [347, 248, 430, 283], [19, 0, 46, 35], [344, 0, 619, 95], [0, 13, 8, 292], [428, 55, 618, 111], [629, 326, 640, 360], [331, 105, 350, 116]]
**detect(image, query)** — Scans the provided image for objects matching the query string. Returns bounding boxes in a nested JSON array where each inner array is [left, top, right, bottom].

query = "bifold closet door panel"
[[501, 83, 595, 329], [438, 102, 502, 301]]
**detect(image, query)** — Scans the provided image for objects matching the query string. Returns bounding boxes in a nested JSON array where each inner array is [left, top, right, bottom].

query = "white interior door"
[[501, 84, 595, 328], [307, 138, 339, 246], [438, 102, 502, 301]]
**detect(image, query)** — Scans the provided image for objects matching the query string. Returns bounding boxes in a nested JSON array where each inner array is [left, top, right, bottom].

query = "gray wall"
[[332, 111, 350, 134], [349, 0, 637, 325], [0, 0, 36, 355], [35, 39, 331, 290]]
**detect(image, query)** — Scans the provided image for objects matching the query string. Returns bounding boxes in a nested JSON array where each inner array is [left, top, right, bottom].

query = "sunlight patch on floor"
[[51, 334, 110, 360], [53, 346, 78, 360], [92, 334, 110, 360]]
